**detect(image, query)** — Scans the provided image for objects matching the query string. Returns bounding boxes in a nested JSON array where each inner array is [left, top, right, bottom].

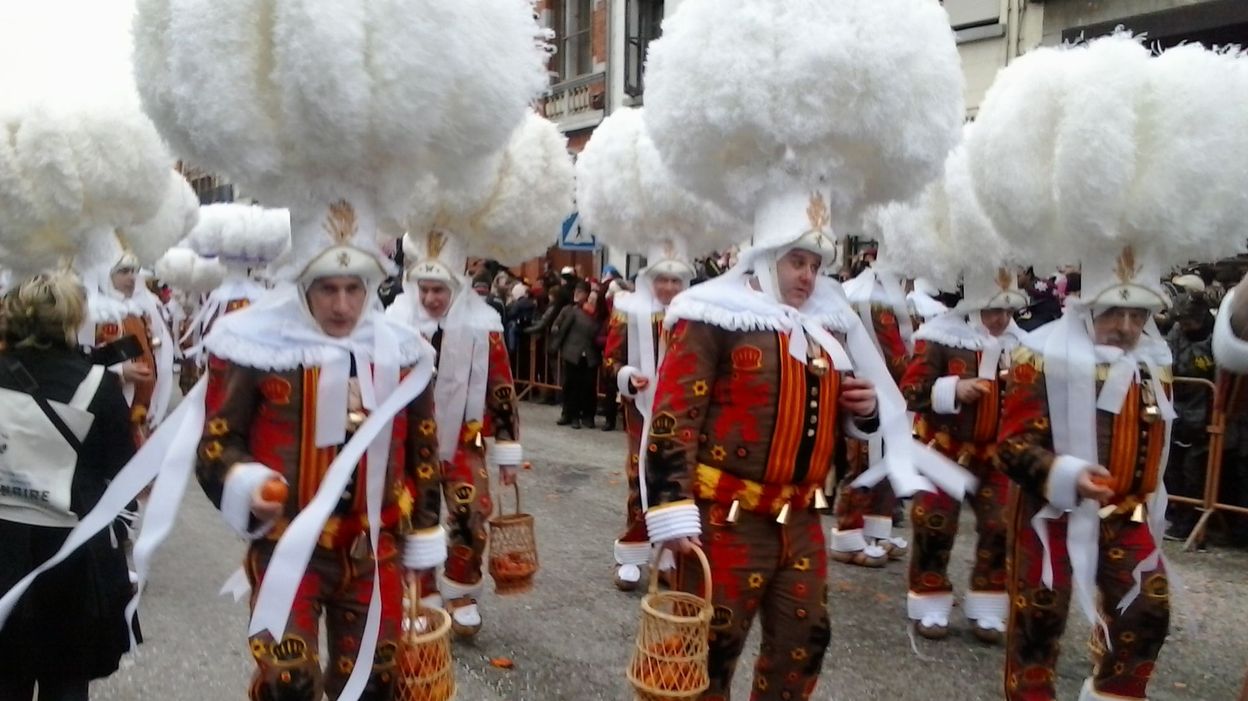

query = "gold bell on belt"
[[809, 357, 829, 377]]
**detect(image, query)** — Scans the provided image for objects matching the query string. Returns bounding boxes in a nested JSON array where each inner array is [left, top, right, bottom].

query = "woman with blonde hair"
[[0, 271, 138, 701]]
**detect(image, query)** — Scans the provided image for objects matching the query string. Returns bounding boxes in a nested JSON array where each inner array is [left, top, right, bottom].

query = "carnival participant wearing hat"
[[883, 143, 1029, 642], [638, 2, 969, 697], [968, 36, 1248, 701], [79, 173, 199, 444], [133, 1, 549, 697], [832, 216, 929, 570], [575, 107, 743, 592], [388, 113, 573, 637]]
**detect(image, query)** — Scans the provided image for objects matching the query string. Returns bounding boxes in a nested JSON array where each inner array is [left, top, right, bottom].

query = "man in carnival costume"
[[574, 107, 744, 592], [133, 0, 550, 698], [968, 36, 1248, 701], [387, 113, 573, 637], [833, 224, 920, 569], [638, 1, 970, 697], [887, 145, 1029, 642]]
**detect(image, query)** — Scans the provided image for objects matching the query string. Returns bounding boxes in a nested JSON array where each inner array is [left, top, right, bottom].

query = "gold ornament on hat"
[[1114, 245, 1140, 283], [995, 267, 1013, 292], [426, 230, 448, 260], [323, 200, 359, 244], [805, 191, 830, 236]]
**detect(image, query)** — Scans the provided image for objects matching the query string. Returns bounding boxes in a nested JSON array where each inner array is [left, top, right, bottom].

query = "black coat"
[[0, 346, 138, 681]]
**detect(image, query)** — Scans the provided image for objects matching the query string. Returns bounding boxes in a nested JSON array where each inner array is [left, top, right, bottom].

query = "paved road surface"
[[93, 403, 1247, 700]]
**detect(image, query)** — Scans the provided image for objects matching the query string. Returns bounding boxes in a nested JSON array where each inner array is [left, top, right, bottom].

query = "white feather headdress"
[[187, 204, 292, 268], [968, 34, 1248, 309], [155, 247, 227, 295], [576, 107, 746, 279], [134, 0, 551, 287], [643, 0, 964, 257], [403, 112, 575, 281], [0, 0, 174, 278]]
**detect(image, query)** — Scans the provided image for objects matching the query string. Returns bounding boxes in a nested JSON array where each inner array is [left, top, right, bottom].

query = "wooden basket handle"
[[496, 481, 522, 518], [405, 574, 422, 623], [648, 542, 712, 602]]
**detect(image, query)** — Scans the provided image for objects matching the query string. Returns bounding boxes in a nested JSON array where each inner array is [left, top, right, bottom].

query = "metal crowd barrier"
[[1168, 374, 1248, 551]]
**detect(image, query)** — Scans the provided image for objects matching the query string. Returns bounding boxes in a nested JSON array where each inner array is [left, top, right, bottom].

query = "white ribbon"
[[623, 284, 663, 512], [1039, 307, 1175, 634], [0, 379, 208, 638], [247, 362, 432, 696], [277, 323, 393, 449], [877, 270, 915, 355], [844, 310, 974, 499]]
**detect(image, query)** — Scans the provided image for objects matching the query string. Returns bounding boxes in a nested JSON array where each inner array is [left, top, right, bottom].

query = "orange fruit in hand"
[[260, 479, 288, 503]]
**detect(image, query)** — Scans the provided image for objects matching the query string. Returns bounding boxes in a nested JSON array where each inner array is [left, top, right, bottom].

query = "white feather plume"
[[134, 0, 550, 221], [0, 0, 172, 277], [968, 34, 1248, 269], [576, 107, 746, 258], [187, 204, 292, 266], [155, 247, 227, 294], [642, 0, 965, 231], [119, 170, 201, 266], [400, 113, 575, 266]]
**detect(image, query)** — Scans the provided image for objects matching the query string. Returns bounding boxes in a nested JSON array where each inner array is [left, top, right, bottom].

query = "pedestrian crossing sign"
[[559, 212, 597, 250]]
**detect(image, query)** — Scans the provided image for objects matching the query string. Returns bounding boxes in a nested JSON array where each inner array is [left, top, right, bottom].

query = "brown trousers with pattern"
[[909, 452, 1009, 595], [834, 438, 898, 532], [440, 442, 493, 590], [676, 500, 831, 701], [619, 403, 649, 544], [244, 533, 403, 701], [1005, 490, 1170, 701]]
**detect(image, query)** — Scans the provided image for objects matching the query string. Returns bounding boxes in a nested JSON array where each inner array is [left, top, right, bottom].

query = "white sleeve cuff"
[[221, 463, 281, 539], [403, 527, 448, 570], [490, 441, 523, 467], [1046, 455, 1092, 512], [645, 500, 702, 543], [932, 375, 961, 414], [1214, 290, 1248, 373], [843, 413, 878, 441], [617, 366, 641, 398]]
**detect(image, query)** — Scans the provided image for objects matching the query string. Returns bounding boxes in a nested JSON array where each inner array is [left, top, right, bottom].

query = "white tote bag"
[[0, 364, 104, 528]]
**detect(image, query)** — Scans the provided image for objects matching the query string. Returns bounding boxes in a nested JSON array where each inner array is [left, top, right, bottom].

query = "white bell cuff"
[[403, 526, 448, 570], [221, 462, 281, 539], [1046, 455, 1093, 512], [614, 540, 651, 567], [645, 501, 702, 542], [863, 515, 894, 541], [963, 590, 1009, 627], [829, 528, 868, 553], [932, 375, 961, 415], [617, 366, 642, 398], [439, 574, 484, 600], [907, 591, 955, 623], [490, 441, 523, 467], [1077, 678, 1125, 701]]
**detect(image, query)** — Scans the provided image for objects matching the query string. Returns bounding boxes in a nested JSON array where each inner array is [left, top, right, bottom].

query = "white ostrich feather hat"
[[0, 1, 178, 279], [643, 0, 965, 269], [402, 112, 576, 285], [576, 107, 746, 280], [134, 0, 552, 291], [967, 34, 1248, 311]]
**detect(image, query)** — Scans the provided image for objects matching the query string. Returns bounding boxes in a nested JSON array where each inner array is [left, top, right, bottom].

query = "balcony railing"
[[543, 71, 606, 131]]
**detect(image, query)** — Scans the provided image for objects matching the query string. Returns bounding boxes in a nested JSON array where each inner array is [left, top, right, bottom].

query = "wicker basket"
[[395, 580, 456, 701], [627, 545, 712, 701], [488, 482, 538, 595]]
